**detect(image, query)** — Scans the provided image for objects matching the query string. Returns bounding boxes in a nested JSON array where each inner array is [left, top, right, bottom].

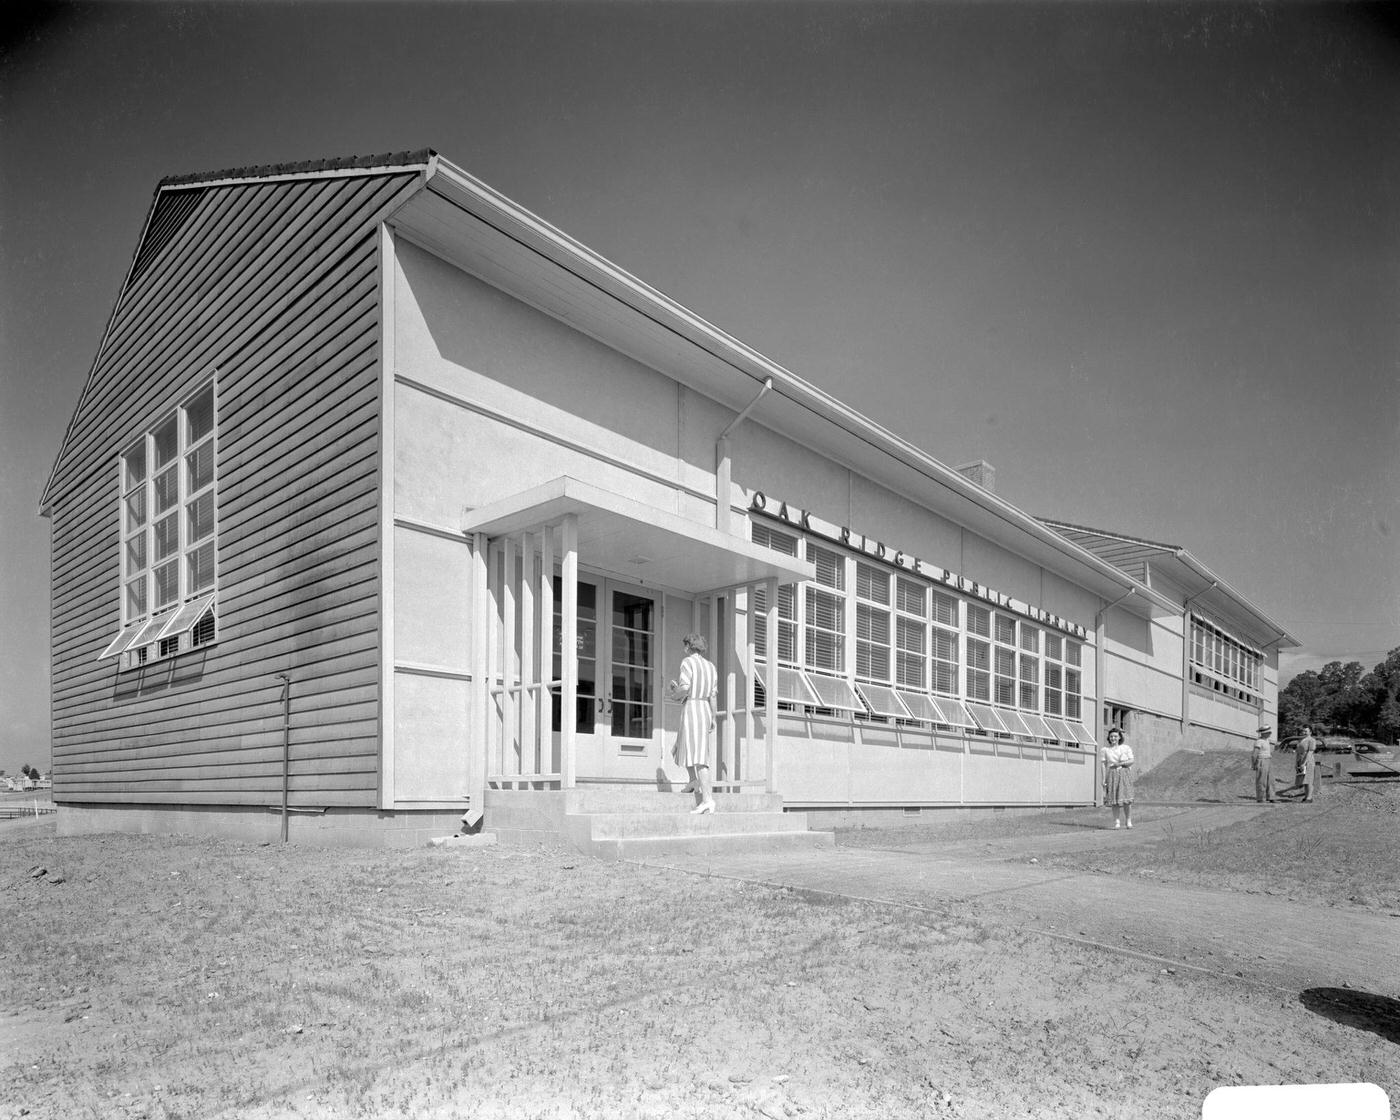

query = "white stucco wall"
[[384, 234, 1121, 810]]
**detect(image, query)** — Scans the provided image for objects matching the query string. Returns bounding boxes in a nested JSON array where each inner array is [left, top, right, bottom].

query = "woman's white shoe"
[[690, 801, 715, 815]]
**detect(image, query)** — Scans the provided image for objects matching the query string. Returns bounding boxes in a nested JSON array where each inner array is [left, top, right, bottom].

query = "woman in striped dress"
[[1101, 726, 1135, 830], [668, 633, 718, 814]]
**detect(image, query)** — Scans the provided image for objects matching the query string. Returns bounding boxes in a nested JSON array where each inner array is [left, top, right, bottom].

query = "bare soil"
[[3, 764, 1398, 1119]]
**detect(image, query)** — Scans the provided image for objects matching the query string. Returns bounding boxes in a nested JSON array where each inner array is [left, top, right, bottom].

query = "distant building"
[[40, 151, 1297, 845], [1039, 521, 1295, 776]]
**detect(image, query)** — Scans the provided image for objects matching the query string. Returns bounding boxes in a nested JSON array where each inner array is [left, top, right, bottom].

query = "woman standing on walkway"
[[668, 633, 718, 815], [1101, 726, 1135, 829]]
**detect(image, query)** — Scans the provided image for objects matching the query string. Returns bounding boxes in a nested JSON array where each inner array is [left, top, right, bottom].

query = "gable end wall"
[[47, 171, 422, 808]]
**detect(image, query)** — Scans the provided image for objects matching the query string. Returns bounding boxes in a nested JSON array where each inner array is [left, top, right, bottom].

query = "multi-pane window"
[[929, 590, 959, 695], [804, 543, 845, 675], [747, 519, 1094, 740], [894, 577, 926, 690], [751, 524, 798, 664], [102, 382, 217, 665], [1189, 615, 1262, 702], [855, 563, 891, 683], [993, 613, 1018, 707]]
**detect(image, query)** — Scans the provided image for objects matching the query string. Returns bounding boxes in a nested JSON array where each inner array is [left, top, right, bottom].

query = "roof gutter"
[[1174, 550, 1298, 648]]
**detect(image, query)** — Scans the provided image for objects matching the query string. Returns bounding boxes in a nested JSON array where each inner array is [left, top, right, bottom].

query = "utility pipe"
[[715, 378, 773, 533], [276, 674, 291, 842], [1093, 589, 1137, 806]]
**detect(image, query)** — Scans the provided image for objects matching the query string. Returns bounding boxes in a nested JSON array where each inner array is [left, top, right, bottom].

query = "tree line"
[[1278, 647, 1400, 743]]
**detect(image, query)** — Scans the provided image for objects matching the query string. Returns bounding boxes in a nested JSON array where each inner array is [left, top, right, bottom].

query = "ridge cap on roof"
[[158, 149, 436, 188], [1037, 516, 1182, 554]]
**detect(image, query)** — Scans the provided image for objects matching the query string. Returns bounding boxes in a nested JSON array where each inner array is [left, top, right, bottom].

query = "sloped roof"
[[39, 151, 435, 513], [1038, 517, 1298, 648], [41, 150, 1196, 624]]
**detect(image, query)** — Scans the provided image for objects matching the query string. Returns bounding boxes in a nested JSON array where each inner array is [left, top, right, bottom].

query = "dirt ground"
[[3, 767, 1398, 1119]]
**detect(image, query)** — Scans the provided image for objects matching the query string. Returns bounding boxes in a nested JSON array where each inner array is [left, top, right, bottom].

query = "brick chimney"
[[954, 460, 996, 492]]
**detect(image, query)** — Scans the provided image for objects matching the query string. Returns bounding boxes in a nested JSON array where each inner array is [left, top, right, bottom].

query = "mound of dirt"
[[1135, 749, 1262, 803]]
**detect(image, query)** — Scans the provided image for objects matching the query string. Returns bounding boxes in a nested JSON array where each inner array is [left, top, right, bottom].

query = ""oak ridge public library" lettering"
[[750, 491, 1090, 640]]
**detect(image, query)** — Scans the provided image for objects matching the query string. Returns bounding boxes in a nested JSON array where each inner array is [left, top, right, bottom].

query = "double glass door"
[[553, 575, 661, 766]]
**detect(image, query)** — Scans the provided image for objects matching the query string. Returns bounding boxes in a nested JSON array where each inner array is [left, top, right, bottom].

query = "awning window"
[[967, 703, 1009, 734], [996, 709, 1035, 738], [933, 697, 978, 729], [1020, 713, 1057, 740], [895, 691, 944, 723], [806, 674, 864, 712], [1066, 722, 1098, 746], [854, 683, 911, 719]]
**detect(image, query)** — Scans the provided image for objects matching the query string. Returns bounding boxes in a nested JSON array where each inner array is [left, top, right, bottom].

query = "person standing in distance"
[[1101, 726, 1135, 830], [1252, 725, 1275, 803], [1295, 725, 1318, 803], [668, 633, 718, 814]]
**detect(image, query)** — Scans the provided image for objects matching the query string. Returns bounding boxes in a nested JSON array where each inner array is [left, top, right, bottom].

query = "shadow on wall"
[[1300, 987, 1400, 1047]]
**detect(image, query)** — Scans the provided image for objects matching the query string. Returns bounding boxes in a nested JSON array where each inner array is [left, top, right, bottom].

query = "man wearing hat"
[[1251, 725, 1275, 803]]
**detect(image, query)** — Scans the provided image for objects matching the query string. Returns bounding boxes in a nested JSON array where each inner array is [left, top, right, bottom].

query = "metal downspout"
[[1180, 581, 1218, 739], [276, 674, 292, 842], [1094, 589, 1136, 806], [715, 378, 773, 532]]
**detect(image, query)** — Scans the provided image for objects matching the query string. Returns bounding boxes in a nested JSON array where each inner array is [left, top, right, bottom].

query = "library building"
[[41, 150, 1297, 848]]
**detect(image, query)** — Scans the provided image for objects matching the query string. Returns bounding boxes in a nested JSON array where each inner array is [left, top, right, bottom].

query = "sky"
[[1, 1, 1397, 776]]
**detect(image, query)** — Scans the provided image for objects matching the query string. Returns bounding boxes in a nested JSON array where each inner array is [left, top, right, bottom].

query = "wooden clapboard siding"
[[47, 168, 424, 807]]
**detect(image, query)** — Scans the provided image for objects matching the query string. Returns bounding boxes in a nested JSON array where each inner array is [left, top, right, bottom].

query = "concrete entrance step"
[[564, 787, 784, 814], [484, 786, 832, 859], [590, 826, 836, 862]]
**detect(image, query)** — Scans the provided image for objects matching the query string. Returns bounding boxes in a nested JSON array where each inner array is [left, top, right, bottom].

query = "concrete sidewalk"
[[636, 804, 1400, 996]]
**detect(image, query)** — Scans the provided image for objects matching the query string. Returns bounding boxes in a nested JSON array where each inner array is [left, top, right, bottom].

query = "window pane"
[[154, 513, 179, 561], [1065, 641, 1082, 667], [125, 488, 147, 532], [967, 604, 990, 637], [930, 591, 957, 628], [187, 542, 215, 592], [153, 416, 179, 468], [186, 441, 214, 493], [1020, 626, 1040, 653], [186, 492, 215, 544], [125, 532, 146, 575], [896, 577, 925, 617], [808, 544, 844, 590], [751, 522, 798, 556], [126, 576, 147, 619], [856, 603, 889, 644], [154, 464, 178, 514], [896, 616, 924, 655], [856, 563, 889, 605], [995, 614, 1016, 646], [123, 442, 146, 491], [154, 560, 179, 608], [1045, 633, 1062, 661], [185, 385, 214, 445]]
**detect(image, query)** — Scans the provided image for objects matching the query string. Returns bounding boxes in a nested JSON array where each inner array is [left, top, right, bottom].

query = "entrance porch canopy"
[[460, 475, 814, 593], [460, 476, 814, 795]]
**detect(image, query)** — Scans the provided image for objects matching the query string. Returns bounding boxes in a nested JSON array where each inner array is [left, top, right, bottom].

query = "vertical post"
[[539, 527, 555, 778], [740, 585, 755, 783], [519, 535, 536, 777], [763, 577, 778, 794], [1180, 609, 1193, 739], [470, 532, 490, 800], [561, 514, 579, 789], [501, 535, 517, 777], [711, 594, 727, 785], [487, 542, 502, 779]]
